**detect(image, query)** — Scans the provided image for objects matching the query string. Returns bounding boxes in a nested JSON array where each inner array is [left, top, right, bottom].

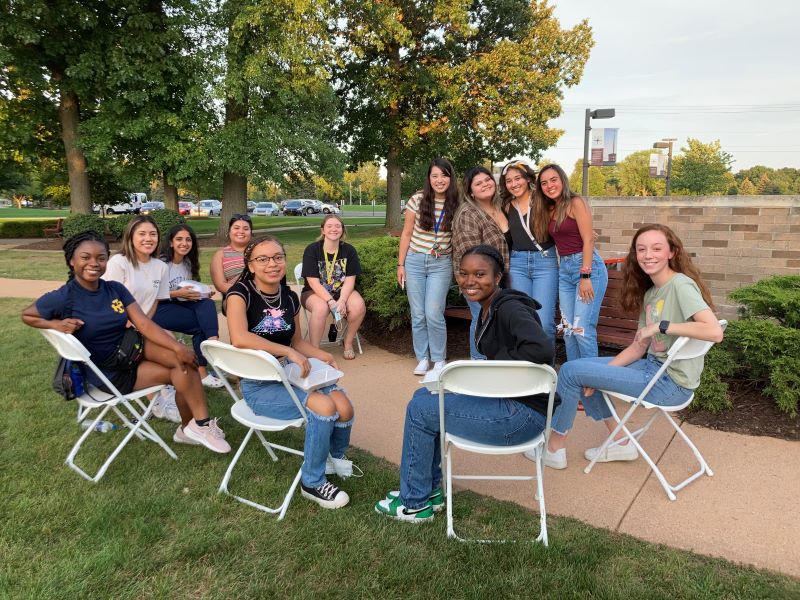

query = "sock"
[[195, 417, 211, 427]]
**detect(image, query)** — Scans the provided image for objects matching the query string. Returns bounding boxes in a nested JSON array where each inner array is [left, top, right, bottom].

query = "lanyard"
[[324, 244, 339, 285], [513, 202, 546, 254], [431, 207, 446, 255]]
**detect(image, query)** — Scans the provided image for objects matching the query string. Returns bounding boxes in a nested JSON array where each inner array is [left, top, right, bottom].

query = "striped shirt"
[[407, 193, 452, 255], [221, 246, 245, 283]]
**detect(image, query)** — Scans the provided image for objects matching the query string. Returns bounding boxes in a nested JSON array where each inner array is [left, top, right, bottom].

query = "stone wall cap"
[[588, 195, 800, 208]]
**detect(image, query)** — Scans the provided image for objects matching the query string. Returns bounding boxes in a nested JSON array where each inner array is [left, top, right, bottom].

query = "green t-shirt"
[[639, 273, 710, 389]]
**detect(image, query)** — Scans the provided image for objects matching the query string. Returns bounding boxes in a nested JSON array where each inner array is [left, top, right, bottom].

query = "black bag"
[[99, 327, 144, 371]]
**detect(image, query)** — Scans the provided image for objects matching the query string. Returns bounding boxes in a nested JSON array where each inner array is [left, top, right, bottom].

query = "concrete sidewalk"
[[4, 276, 798, 578]]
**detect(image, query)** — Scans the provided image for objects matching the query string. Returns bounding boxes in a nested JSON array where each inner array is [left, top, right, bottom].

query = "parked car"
[[141, 201, 165, 214], [178, 201, 196, 216], [191, 199, 222, 217], [320, 202, 340, 214], [253, 201, 280, 217], [247, 201, 257, 213], [282, 200, 310, 216], [93, 201, 132, 215]]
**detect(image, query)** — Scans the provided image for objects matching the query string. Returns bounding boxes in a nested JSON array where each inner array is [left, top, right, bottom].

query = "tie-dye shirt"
[[639, 273, 709, 389], [227, 280, 300, 348]]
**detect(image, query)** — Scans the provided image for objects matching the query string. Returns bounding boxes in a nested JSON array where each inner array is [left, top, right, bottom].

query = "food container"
[[285, 357, 343, 391]]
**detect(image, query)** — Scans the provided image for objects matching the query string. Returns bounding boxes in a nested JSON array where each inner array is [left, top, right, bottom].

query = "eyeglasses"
[[249, 253, 286, 265], [501, 161, 532, 177]]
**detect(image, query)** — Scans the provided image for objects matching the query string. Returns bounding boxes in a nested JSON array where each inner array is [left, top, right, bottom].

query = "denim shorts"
[[240, 379, 344, 421]]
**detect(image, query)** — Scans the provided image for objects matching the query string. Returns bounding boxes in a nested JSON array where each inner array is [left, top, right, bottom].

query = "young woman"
[[154, 224, 224, 388], [546, 225, 723, 468], [397, 158, 460, 375], [300, 215, 366, 359], [537, 164, 608, 361], [500, 160, 559, 348], [452, 166, 510, 360], [226, 236, 357, 510], [22, 231, 230, 453], [210, 214, 253, 295], [376, 245, 560, 522]]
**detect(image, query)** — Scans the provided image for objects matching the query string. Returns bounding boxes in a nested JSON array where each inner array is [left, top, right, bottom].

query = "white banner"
[[590, 128, 618, 166], [649, 153, 668, 177]]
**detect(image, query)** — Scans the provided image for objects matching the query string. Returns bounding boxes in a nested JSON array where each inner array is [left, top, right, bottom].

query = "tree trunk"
[[386, 147, 402, 230], [58, 88, 91, 213], [219, 96, 249, 236], [162, 172, 178, 209]]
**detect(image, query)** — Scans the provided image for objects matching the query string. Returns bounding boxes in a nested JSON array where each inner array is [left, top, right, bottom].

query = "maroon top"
[[548, 216, 583, 256]]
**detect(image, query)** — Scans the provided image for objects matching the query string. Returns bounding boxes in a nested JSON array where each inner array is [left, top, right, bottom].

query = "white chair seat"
[[601, 391, 696, 412], [446, 432, 545, 455], [76, 384, 164, 408], [230, 400, 305, 431]]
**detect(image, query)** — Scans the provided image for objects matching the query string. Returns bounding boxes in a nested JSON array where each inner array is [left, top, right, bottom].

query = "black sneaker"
[[301, 481, 350, 509]]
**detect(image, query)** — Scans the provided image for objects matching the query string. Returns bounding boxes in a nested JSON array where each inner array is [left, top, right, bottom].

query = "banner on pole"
[[590, 128, 618, 166], [649, 153, 668, 178]]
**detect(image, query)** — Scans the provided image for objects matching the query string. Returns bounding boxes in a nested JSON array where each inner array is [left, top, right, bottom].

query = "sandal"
[[343, 347, 356, 360]]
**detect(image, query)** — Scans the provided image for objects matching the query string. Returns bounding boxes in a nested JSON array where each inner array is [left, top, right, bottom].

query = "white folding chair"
[[293, 262, 363, 355], [437, 360, 558, 545], [39, 329, 177, 483], [585, 320, 728, 501], [201, 340, 306, 519]]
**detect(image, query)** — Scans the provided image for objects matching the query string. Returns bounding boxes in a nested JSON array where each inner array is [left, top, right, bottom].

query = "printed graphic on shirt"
[[318, 258, 348, 293], [645, 298, 667, 352], [251, 307, 292, 335], [111, 298, 125, 314], [168, 275, 185, 291]]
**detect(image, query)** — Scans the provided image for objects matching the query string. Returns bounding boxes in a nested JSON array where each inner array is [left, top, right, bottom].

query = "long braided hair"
[[63, 231, 109, 281]]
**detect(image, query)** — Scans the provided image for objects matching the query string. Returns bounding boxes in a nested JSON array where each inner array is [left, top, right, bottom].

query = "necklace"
[[252, 281, 282, 310]]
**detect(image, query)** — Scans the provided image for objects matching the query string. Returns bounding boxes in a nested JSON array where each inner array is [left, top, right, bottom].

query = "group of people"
[[21, 162, 723, 519]]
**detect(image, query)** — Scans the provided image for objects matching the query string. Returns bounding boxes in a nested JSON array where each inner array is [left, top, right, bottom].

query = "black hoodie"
[[475, 288, 558, 414]]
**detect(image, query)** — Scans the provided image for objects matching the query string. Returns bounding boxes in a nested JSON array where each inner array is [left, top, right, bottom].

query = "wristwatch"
[[580, 273, 591, 279], [659, 320, 670, 335]]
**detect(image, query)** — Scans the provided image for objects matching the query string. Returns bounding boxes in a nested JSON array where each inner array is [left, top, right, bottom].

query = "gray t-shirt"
[[639, 273, 710, 389]]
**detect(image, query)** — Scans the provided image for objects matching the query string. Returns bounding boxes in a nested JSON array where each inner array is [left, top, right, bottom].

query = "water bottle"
[[328, 323, 338, 343], [80, 420, 119, 433], [69, 362, 84, 397]]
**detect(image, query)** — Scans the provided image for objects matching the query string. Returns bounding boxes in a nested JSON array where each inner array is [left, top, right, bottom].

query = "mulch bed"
[[360, 314, 799, 443]]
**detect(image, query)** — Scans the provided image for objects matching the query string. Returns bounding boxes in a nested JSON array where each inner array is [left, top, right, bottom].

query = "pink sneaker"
[[184, 418, 231, 454], [173, 425, 201, 446]]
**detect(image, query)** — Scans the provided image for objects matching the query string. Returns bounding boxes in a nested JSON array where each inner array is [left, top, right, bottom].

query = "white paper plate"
[[285, 357, 343, 392]]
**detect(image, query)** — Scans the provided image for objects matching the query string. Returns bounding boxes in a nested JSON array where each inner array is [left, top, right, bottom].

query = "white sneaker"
[[201, 374, 225, 388], [413, 359, 430, 375], [584, 441, 639, 463], [432, 360, 447, 371], [524, 447, 567, 470], [153, 386, 181, 424], [183, 418, 231, 454], [325, 454, 364, 478]]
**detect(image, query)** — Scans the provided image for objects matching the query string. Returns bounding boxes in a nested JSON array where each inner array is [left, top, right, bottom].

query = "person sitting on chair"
[[226, 235, 358, 510], [299, 214, 366, 360], [375, 244, 557, 523], [21, 231, 230, 454], [547, 224, 724, 468]]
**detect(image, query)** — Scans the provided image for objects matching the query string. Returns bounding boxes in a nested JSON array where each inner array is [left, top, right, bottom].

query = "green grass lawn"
[[1, 298, 798, 598], [0, 207, 70, 220], [0, 223, 389, 281]]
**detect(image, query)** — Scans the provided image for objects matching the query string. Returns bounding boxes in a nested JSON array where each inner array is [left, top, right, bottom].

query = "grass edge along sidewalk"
[[1, 298, 798, 598]]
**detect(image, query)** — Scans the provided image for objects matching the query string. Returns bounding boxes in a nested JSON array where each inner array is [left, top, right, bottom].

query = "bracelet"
[[397, 263, 405, 268], [579, 267, 592, 274]]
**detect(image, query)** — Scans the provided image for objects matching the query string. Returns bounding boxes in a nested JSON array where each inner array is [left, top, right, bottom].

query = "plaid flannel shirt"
[[451, 203, 510, 277]]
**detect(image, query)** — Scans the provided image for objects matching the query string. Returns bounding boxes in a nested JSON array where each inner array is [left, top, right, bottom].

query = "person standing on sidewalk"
[[451, 166, 510, 360], [397, 158, 460, 376]]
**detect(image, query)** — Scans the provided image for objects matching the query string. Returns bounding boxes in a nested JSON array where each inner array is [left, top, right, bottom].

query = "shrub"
[[107, 214, 136, 240], [729, 275, 800, 328], [351, 236, 409, 330], [0, 219, 59, 238], [693, 345, 735, 412], [62, 214, 106, 240], [149, 209, 185, 238]]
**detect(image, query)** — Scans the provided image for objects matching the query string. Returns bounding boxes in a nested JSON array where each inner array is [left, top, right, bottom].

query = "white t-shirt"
[[165, 260, 192, 292], [103, 254, 170, 315]]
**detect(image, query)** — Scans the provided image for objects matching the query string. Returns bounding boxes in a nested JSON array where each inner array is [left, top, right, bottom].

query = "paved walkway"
[[4, 276, 798, 578]]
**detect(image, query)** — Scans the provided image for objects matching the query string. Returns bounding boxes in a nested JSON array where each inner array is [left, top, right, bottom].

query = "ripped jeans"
[[557, 251, 608, 361], [241, 379, 353, 488]]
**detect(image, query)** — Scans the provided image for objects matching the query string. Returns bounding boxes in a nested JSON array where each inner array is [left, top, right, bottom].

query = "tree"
[[671, 138, 733, 196], [335, 0, 593, 228], [614, 150, 666, 196], [568, 159, 616, 196], [737, 177, 757, 195]]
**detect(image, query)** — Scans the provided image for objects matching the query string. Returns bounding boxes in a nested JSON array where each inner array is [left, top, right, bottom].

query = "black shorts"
[[97, 364, 140, 396]]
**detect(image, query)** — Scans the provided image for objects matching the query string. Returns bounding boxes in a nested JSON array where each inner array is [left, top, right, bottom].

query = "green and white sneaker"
[[375, 495, 434, 523], [386, 487, 444, 512]]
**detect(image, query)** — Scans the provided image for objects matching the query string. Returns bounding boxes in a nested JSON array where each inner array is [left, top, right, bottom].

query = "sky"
[[528, 0, 800, 172]]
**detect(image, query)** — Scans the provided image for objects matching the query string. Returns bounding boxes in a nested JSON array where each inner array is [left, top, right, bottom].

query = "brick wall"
[[589, 195, 800, 319]]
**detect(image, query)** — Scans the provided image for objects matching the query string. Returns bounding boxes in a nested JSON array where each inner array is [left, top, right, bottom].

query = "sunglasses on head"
[[230, 213, 252, 223]]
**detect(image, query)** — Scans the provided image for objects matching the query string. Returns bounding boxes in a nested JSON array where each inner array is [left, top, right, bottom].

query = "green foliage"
[[734, 165, 800, 195], [351, 236, 409, 329], [107, 214, 136, 240], [62, 214, 106, 240], [728, 275, 800, 329], [148, 209, 185, 239], [671, 139, 733, 195], [0, 219, 59, 238], [693, 346, 735, 412], [766, 356, 800, 417]]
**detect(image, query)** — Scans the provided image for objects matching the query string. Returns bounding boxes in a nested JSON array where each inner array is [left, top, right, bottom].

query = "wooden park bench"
[[443, 258, 639, 348], [43, 218, 64, 239]]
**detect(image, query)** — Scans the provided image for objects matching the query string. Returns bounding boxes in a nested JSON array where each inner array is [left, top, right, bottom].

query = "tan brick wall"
[[589, 196, 800, 319]]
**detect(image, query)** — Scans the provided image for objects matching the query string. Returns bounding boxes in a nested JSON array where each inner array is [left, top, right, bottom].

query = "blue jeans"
[[240, 380, 352, 488], [509, 249, 559, 348], [466, 299, 485, 360], [154, 298, 219, 367], [558, 251, 608, 361], [551, 355, 694, 435], [404, 251, 452, 362], [399, 387, 547, 509]]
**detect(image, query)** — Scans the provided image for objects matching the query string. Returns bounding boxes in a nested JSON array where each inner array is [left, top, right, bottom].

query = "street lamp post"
[[581, 108, 616, 198], [652, 138, 677, 196]]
